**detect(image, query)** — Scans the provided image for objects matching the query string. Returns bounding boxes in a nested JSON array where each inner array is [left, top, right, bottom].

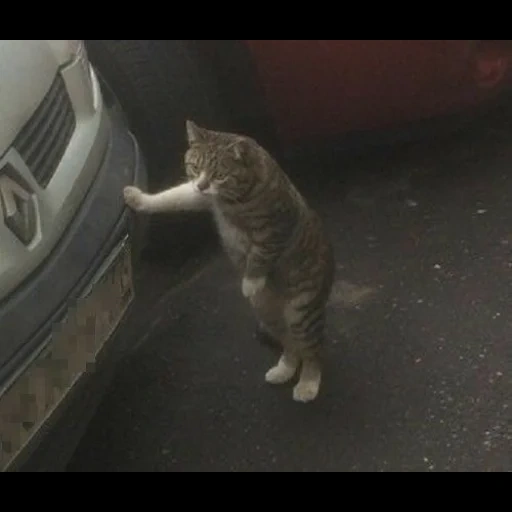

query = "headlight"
[[47, 40, 92, 90], [68, 40, 88, 64], [47, 40, 98, 112], [47, 40, 89, 67], [67, 40, 92, 86]]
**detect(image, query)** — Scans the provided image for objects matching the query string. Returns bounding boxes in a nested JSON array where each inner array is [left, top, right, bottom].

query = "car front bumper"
[[0, 107, 148, 472]]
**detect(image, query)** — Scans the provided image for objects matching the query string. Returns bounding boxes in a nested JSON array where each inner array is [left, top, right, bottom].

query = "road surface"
[[68, 122, 511, 472]]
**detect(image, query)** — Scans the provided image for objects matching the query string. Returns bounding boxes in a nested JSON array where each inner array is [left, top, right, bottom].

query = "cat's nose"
[[195, 175, 209, 192]]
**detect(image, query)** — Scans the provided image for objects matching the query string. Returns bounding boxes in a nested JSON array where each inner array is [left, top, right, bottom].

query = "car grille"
[[13, 74, 76, 188]]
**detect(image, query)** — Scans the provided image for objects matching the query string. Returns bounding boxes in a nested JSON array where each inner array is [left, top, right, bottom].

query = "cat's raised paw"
[[124, 186, 145, 211], [293, 380, 320, 403], [242, 276, 266, 298]]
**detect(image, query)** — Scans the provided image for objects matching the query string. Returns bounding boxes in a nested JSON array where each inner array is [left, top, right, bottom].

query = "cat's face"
[[184, 120, 255, 199]]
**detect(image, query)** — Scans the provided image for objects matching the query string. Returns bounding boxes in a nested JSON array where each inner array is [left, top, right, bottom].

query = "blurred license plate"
[[0, 237, 134, 471]]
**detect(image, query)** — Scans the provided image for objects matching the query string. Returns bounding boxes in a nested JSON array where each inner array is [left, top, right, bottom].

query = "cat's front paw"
[[242, 276, 266, 298], [124, 186, 146, 212]]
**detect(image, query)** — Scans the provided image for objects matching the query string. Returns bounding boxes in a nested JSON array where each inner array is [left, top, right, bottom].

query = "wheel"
[[85, 40, 231, 189]]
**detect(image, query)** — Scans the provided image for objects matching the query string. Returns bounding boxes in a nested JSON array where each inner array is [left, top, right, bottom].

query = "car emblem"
[[0, 164, 37, 246]]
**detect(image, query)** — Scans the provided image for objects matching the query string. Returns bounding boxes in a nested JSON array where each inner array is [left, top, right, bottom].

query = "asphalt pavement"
[[68, 120, 511, 472]]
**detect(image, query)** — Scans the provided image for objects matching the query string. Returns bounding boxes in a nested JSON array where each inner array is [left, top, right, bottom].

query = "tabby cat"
[[124, 121, 335, 402]]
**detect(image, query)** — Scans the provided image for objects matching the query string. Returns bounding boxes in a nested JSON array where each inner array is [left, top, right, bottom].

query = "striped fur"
[[124, 120, 335, 402]]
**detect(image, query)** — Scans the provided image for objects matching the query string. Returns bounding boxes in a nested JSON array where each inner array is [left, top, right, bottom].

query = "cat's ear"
[[232, 139, 249, 165], [186, 120, 208, 144]]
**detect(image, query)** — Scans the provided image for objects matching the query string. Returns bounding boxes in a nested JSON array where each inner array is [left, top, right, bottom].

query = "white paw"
[[265, 365, 296, 385], [293, 380, 320, 403], [242, 276, 266, 298], [123, 186, 146, 212]]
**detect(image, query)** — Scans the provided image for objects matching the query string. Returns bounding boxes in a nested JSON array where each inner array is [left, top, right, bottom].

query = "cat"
[[124, 120, 335, 402]]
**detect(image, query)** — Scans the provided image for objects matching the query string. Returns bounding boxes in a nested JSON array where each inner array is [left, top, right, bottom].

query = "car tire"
[[84, 40, 231, 190]]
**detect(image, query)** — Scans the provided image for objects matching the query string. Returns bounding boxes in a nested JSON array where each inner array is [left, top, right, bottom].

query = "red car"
[[245, 40, 512, 142], [86, 40, 512, 186]]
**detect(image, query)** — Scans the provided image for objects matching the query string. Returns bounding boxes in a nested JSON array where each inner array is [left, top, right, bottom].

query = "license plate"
[[0, 237, 134, 471]]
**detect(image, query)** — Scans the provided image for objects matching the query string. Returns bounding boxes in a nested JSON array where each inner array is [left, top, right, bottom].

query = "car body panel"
[[0, 40, 149, 471], [0, 105, 147, 472], [0, 41, 65, 156], [243, 40, 512, 142], [0, 42, 106, 301]]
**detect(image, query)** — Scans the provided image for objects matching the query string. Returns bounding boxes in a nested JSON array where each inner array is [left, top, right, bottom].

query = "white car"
[[0, 40, 148, 471]]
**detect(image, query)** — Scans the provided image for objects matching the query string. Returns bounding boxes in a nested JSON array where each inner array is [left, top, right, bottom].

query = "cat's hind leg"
[[293, 352, 322, 403], [250, 288, 300, 385], [265, 350, 300, 384], [284, 296, 327, 403], [254, 321, 282, 352], [257, 319, 300, 384]]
